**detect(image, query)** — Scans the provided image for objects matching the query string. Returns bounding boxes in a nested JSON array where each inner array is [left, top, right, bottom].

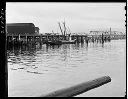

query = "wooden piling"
[[40, 76, 111, 97]]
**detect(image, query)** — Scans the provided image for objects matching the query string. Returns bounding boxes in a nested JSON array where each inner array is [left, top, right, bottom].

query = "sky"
[[6, 2, 126, 34]]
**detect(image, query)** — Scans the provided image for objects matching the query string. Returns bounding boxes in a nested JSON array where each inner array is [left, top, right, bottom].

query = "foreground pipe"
[[40, 76, 111, 97]]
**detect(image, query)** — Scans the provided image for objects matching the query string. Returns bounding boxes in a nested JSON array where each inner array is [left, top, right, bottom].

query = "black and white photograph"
[[6, 2, 126, 97]]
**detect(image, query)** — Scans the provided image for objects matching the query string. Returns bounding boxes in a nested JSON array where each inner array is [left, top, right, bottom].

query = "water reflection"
[[8, 43, 43, 73], [8, 40, 126, 97], [7, 42, 90, 73], [46, 44, 61, 52], [7, 40, 125, 76]]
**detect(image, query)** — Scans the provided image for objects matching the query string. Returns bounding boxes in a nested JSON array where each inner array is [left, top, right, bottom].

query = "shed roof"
[[6, 23, 35, 27]]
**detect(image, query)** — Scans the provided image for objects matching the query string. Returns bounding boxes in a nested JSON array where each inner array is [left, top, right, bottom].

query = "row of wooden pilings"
[[6, 34, 125, 47]]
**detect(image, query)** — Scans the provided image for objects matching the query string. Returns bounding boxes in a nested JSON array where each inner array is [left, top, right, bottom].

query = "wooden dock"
[[6, 33, 126, 47]]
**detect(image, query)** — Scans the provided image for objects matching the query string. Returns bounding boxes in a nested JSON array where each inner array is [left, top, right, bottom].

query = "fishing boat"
[[46, 39, 76, 45], [46, 40, 62, 45], [46, 21, 76, 45], [61, 39, 76, 44]]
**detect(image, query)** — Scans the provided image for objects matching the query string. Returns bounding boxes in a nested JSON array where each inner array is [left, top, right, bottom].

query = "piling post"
[[41, 76, 111, 97], [32, 35, 34, 43], [85, 36, 89, 46], [92, 36, 94, 43], [80, 36, 84, 43], [71, 35, 73, 40], [40, 35, 42, 45], [25, 34, 27, 44], [101, 33, 104, 44], [12, 34, 14, 46], [76, 36, 79, 43]]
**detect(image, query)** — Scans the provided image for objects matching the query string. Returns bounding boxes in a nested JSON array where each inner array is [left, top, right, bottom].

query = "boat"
[[45, 21, 76, 45], [46, 39, 76, 45], [61, 39, 76, 44], [46, 40, 62, 45]]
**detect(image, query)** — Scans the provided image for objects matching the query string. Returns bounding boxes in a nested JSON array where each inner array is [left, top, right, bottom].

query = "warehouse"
[[6, 23, 39, 35]]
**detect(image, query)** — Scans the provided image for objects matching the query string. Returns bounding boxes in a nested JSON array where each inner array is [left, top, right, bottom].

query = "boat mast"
[[67, 26, 72, 40], [63, 21, 66, 36], [58, 22, 63, 36]]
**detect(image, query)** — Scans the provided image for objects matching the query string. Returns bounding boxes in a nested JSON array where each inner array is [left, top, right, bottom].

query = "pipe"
[[40, 76, 111, 97]]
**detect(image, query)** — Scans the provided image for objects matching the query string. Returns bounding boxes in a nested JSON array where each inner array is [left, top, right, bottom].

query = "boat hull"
[[45, 40, 76, 45]]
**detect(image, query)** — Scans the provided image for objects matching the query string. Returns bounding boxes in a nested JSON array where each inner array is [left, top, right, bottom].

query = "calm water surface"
[[8, 40, 126, 97]]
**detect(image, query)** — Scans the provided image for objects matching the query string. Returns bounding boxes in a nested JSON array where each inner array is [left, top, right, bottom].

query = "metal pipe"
[[40, 76, 111, 97]]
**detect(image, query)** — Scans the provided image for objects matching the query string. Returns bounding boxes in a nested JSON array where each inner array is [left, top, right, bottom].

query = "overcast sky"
[[6, 2, 126, 34]]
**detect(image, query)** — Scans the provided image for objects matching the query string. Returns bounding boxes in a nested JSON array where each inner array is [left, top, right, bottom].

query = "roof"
[[6, 23, 35, 27]]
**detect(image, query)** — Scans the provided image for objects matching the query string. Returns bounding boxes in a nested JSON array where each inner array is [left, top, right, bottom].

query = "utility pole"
[[110, 27, 111, 35]]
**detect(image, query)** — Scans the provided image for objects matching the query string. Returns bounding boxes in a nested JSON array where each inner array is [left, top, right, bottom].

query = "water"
[[8, 40, 126, 97]]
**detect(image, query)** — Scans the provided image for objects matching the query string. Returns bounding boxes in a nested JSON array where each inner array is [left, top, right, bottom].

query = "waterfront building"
[[6, 23, 39, 36]]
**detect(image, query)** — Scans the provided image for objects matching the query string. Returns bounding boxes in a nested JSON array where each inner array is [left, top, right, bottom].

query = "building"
[[6, 23, 39, 35]]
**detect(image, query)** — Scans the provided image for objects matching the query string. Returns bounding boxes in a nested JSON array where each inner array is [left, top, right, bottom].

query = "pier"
[[6, 23, 126, 47], [6, 22, 126, 46], [6, 33, 126, 47]]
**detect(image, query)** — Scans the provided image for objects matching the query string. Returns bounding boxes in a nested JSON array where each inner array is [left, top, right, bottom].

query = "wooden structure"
[[6, 23, 39, 35], [6, 33, 126, 47], [6, 23, 126, 47]]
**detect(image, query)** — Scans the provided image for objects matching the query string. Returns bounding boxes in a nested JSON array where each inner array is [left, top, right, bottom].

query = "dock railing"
[[40, 76, 111, 97]]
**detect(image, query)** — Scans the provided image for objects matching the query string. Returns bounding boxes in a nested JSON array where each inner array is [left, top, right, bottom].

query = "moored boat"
[[45, 21, 76, 45], [45, 39, 76, 45], [61, 39, 76, 44], [46, 40, 62, 45]]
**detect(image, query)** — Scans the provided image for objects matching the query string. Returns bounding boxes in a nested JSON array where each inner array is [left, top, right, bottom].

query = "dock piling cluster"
[[7, 33, 126, 47]]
